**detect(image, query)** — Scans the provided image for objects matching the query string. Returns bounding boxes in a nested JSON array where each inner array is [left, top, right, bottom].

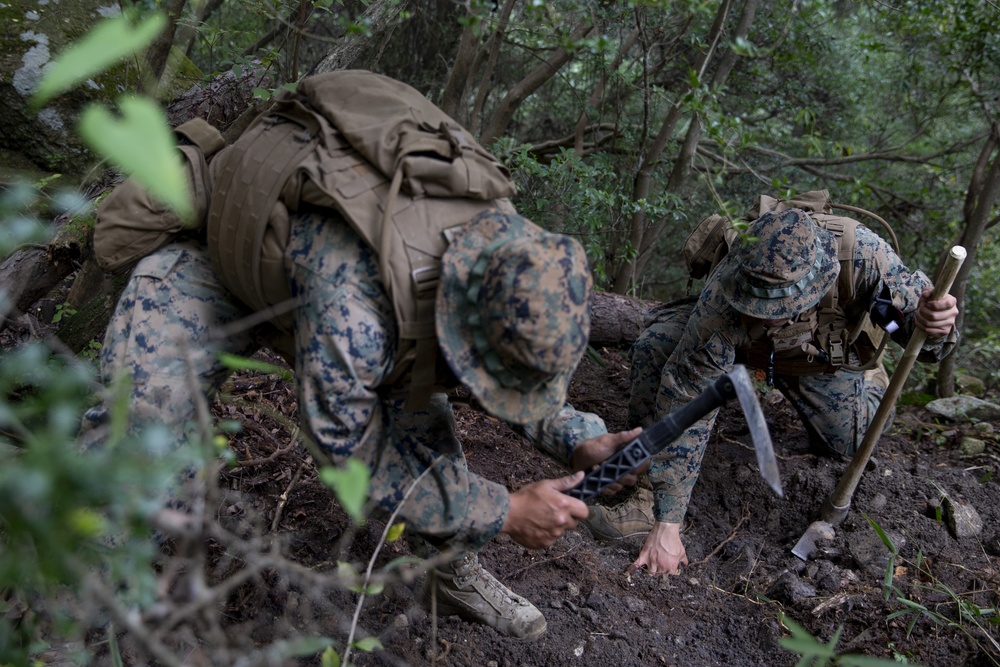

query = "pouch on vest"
[[94, 117, 225, 272]]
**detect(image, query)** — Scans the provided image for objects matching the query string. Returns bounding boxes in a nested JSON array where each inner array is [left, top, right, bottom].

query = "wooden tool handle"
[[822, 245, 967, 522]]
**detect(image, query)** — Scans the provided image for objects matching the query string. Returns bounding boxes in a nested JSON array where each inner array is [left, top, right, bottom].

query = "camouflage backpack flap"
[[298, 70, 517, 201], [94, 118, 225, 272]]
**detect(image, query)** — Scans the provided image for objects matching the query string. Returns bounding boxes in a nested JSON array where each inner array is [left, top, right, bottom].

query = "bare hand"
[[628, 521, 688, 576], [915, 288, 958, 338], [569, 427, 646, 495], [502, 472, 589, 549]]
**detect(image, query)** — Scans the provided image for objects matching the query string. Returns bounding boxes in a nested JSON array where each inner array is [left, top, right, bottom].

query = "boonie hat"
[[436, 210, 593, 424], [719, 208, 840, 320]]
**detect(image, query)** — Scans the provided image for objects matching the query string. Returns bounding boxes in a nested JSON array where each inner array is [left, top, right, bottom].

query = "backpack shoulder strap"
[[814, 214, 858, 313]]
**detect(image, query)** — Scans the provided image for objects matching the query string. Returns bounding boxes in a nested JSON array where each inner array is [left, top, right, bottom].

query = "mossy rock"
[[955, 373, 985, 397], [0, 1, 151, 182]]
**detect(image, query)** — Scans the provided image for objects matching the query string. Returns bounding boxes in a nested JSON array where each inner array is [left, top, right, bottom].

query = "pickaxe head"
[[567, 364, 782, 500]]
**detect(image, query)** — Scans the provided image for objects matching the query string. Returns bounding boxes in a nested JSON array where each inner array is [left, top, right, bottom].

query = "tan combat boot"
[[581, 486, 655, 541], [421, 552, 546, 640]]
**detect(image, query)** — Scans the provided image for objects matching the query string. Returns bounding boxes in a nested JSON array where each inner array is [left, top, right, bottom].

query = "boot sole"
[[588, 528, 652, 542], [421, 592, 548, 640]]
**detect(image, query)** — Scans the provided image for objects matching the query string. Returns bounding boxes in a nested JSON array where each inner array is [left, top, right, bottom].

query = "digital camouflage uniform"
[[93, 70, 611, 641], [101, 209, 606, 551], [627, 209, 956, 524]]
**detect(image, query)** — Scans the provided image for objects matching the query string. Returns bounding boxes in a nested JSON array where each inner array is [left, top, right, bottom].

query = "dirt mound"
[[208, 346, 999, 667]]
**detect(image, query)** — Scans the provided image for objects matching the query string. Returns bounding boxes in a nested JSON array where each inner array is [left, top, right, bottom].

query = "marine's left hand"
[[915, 287, 959, 338], [570, 427, 645, 495]]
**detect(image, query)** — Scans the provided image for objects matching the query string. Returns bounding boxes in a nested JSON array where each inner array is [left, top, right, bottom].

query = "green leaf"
[[319, 459, 370, 524], [895, 598, 928, 611], [320, 647, 341, 667], [78, 97, 194, 222], [883, 553, 896, 600], [217, 353, 294, 381], [363, 581, 384, 596], [32, 13, 167, 107], [352, 636, 383, 652], [386, 522, 405, 542], [336, 560, 358, 586], [862, 512, 897, 554], [268, 637, 335, 658]]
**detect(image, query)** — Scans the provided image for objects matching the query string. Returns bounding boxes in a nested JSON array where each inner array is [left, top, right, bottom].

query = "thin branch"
[[342, 456, 443, 667]]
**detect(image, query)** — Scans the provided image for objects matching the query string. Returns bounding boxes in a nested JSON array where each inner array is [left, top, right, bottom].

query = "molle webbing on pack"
[[207, 100, 321, 314]]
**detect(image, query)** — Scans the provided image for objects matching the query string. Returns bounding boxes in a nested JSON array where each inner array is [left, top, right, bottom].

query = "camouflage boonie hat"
[[436, 210, 593, 424], [718, 208, 840, 320]]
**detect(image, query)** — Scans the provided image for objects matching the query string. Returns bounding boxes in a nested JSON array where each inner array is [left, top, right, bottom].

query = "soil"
[[207, 346, 1000, 667]]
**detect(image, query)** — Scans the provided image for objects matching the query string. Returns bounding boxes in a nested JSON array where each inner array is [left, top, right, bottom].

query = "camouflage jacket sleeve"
[[647, 284, 746, 523], [517, 404, 608, 467], [850, 226, 959, 362]]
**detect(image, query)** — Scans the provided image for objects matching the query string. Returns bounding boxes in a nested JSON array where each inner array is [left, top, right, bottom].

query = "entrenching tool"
[[792, 245, 967, 561], [566, 364, 782, 501]]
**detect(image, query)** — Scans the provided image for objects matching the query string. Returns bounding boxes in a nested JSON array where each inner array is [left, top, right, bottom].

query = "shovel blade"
[[791, 520, 835, 561]]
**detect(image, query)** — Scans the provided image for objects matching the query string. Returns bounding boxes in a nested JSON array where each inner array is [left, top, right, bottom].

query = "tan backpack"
[[205, 70, 517, 321]]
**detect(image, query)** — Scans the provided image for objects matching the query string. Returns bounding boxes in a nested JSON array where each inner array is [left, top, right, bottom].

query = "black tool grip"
[[565, 373, 735, 501]]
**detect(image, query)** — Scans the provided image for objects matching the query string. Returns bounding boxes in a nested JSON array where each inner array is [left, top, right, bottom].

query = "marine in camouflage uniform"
[[97, 208, 621, 639], [584, 208, 959, 573]]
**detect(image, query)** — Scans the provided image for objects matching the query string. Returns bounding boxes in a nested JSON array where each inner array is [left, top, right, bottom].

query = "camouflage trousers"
[[628, 300, 892, 459], [100, 213, 526, 551]]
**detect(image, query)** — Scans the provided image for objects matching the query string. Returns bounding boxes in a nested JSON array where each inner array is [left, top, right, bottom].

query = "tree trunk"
[[935, 121, 1000, 397], [611, 0, 759, 294], [478, 21, 595, 146], [4, 236, 652, 352], [0, 210, 91, 333], [309, 0, 412, 75], [146, 0, 188, 85], [588, 291, 653, 348]]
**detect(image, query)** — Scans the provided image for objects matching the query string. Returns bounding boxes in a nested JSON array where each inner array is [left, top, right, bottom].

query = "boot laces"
[[451, 553, 523, 607]]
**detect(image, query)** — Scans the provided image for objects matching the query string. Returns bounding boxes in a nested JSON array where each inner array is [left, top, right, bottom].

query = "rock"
[[942, 497, 984, 539], [766, 571, 816, 605], [805, 560, 841, 594], [925, 396, 1000, 422], [564, 582, 580, 597], [623, 595, 646, 613], [586, 591, 609, 611], [406, 605, 427, 624], [959, 437, 986, 457], [867, 493, 887, 512], [973, 421, 994, 435], [846, 528, 905, 578], [956, 373, 986, 396]]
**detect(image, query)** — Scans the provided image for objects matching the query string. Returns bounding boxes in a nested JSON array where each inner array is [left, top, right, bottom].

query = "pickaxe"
[[566, 364, 782, 500], [792, 245, 967, 560]]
